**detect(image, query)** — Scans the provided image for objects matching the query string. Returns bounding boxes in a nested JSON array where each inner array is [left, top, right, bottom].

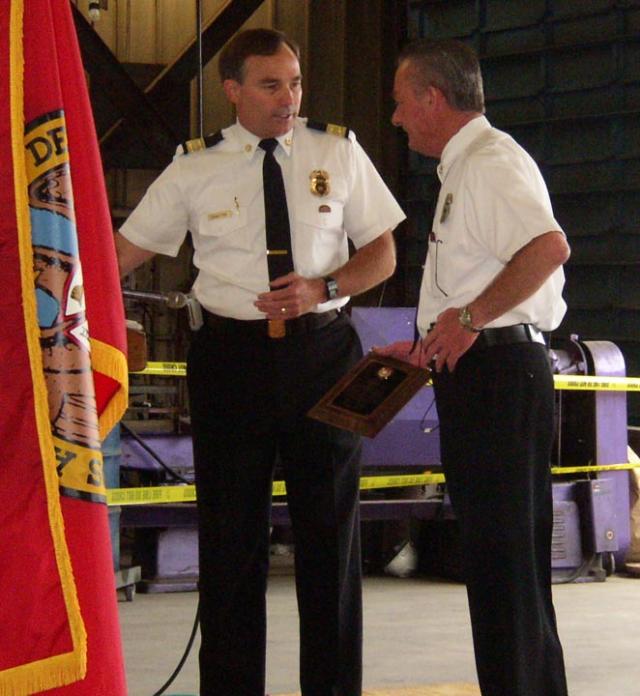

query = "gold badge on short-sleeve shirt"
[[309, 169, 330, 197], [440, 193, 453, 223]]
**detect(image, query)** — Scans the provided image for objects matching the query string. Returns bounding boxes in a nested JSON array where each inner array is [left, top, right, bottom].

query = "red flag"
[[0, 1, 128, 693]]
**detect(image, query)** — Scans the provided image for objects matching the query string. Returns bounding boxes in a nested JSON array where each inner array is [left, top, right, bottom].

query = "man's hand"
[[422, 307, 479, 372], [254, 272, 325, 319], [373, 340, 426, 367], [254, 230, 397, 320]]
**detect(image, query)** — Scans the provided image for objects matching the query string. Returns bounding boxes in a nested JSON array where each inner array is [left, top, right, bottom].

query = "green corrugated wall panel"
[[551, 0, 617, 17], [565, 236, 640, 266], [564, 267, 640, 309], [485, 0, 546, 31], [406, 0, 640, 422]]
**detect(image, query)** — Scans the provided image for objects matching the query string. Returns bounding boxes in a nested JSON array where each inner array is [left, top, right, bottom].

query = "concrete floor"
[[118, 572, 640, 696]]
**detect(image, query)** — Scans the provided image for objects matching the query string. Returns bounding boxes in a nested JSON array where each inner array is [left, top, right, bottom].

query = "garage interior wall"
[[73, 0, 640, 425], [72, 0, 311, 400], [404, 0, 640, 423]]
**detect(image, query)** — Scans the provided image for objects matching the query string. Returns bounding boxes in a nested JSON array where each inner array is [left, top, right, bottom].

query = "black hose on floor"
[[151, 603, 200, 696]]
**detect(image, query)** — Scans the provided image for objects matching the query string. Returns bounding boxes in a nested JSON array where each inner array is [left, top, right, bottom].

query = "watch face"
[[325, 278, 338, 300], [459, 306, 479, 332]]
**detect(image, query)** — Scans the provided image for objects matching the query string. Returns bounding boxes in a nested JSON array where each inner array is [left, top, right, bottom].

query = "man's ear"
[[223, 79, 240, 104], [423, 85, 439, 108], [421, 84, 447, 115]]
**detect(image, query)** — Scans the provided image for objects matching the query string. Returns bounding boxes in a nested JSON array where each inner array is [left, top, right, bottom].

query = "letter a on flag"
[[0, 1, 128, 693]]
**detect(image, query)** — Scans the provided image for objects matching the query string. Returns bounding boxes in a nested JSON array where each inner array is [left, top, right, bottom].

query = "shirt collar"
[[437, 115, 490, 183], [232, 120, 295, 160]]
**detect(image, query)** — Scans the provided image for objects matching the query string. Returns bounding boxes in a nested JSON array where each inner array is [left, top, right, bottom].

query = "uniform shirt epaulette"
[[181, 130, 224, 154], [306, 120, 351, 139]]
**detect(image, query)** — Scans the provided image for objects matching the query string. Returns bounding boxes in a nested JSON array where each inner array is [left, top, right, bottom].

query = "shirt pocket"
[[296, 198, 344, 233], [198, 203, 250, 251], [293, 198, 348, 275]]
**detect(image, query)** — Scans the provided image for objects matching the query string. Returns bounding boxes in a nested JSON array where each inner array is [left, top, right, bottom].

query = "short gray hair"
[[398, 39, 485, 113]]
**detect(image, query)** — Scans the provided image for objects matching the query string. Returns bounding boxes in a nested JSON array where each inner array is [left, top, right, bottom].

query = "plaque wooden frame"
[[307, 353, 431, 438]]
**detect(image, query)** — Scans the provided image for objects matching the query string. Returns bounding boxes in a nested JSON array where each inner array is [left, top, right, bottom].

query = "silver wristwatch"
[[458, 305, 480, 333], [324, 276, 339, 301]]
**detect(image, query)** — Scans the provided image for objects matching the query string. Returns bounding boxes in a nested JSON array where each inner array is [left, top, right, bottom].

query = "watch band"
[[324, 276, 339, 301], [459, 305, 481, 332]]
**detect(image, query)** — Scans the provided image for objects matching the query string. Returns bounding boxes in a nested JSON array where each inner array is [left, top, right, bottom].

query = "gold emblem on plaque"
[[377, 366, 394, 380], [310, 169, 330, 197]]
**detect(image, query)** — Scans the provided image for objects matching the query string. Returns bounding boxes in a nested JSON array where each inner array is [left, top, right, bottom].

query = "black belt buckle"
[[203, 309, 339, 338], [283, 309, 339, 337]]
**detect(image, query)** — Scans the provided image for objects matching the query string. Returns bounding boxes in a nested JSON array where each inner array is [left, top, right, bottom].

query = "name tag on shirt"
[[208, 210, 233, 220]]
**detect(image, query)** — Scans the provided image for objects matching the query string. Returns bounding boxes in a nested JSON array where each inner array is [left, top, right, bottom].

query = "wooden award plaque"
[[307, 353, 431, 438]]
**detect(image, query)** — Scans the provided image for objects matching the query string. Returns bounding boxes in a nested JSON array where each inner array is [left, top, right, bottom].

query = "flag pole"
[[196, 0, 203, 139]]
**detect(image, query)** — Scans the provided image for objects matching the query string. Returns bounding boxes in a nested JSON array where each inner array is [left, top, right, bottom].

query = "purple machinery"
[[549, 336, 631, 579], [119, 308, 632, 588]]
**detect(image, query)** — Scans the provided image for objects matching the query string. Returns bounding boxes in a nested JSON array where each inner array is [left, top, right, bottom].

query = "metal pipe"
[[122, 289, 188, 309], [196, 0, 204, 139]]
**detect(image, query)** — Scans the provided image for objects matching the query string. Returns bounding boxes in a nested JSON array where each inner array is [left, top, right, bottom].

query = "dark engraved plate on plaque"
[[308, 353, 430, 437]]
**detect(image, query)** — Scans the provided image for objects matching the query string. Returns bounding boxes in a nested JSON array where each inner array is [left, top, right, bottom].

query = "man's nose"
[[279, 87, 295, 105]]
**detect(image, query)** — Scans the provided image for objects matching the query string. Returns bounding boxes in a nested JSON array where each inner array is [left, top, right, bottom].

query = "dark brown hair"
[[219, 28, 300, 83]]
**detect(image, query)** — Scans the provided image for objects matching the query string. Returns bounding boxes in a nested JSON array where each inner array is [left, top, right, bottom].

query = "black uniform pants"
[[187, 312, 363, 696], [432, 342, 568, 696]]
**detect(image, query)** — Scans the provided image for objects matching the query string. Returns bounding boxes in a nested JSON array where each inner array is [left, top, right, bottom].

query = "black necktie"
[[259, 138, 294, 280]]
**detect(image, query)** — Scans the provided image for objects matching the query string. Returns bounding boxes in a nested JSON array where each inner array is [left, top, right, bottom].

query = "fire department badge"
[[309, 169, 330, 197]]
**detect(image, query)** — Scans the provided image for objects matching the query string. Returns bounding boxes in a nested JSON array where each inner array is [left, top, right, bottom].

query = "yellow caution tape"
[[360, 472, 445, 489], [106, 472, 446, 506], [131, 361, 186, 377], [551, 463, 639, 475], [553, 375, 640, 391], [108, 484, 196, 505], [131, 362, 640, 392], [106, 463, 640, 506]]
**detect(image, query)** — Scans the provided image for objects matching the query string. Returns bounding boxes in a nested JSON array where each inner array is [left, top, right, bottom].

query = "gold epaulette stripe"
[[184, 138, 205, 153], [181, 131, 224, 154], [306, 120, 350, 138]]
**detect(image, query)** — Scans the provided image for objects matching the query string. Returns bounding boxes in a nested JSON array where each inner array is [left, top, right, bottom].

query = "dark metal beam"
[[143, 0, 265, 128], [72, 5, 178, 169], [104, 0, 265, 149]]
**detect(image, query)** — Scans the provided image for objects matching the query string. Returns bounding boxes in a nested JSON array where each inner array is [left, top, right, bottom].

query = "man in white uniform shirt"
[[115, 28, 405, 696], [379, 39, 570, 696]]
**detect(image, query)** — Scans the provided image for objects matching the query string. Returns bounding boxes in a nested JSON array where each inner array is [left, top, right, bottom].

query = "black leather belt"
[[472, 323, 545, 350], [202, 309, 340, 338]]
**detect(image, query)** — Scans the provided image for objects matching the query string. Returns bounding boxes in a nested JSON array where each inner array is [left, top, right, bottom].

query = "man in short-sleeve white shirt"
[[417, 114, 567, 336], [116, 28, 405, 696], [120, 116, 403, 321], [380, 39, 570, 696]]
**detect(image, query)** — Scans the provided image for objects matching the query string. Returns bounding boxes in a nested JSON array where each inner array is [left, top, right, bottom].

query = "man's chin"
[[254, 115, 296, 140], [272, 115, 295, 134]]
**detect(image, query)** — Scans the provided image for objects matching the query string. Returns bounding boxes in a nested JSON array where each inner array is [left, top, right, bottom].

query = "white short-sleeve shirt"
[[417, 115, 567, 335], [120, 118, 406, 319]]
